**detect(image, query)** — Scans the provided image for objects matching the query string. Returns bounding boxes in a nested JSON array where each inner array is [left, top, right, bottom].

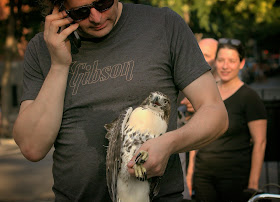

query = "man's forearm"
[[164, 101, 228, 154], [13, 65, 69, 161]]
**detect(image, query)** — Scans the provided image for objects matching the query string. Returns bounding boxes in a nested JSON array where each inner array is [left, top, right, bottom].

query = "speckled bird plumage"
[[105, 91, 171, 202]]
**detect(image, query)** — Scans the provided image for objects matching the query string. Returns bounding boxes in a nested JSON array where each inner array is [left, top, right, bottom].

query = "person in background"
[[189, 38, 267, 202], [12, 0, 228, 201], [197, 38, 219, 81]]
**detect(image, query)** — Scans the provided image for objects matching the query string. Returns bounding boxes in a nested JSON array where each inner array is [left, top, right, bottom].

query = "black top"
[[195, 84, 267, 176]]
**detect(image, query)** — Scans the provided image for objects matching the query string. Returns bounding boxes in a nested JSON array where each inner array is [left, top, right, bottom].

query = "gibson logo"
[[69, 60, 134, 95]]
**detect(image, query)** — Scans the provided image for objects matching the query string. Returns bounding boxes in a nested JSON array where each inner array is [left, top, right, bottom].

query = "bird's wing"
[[105, 107, 133, 202]]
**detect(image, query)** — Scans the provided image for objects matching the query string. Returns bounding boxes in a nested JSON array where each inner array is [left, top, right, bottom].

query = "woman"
[[193, 38, 267, 202]]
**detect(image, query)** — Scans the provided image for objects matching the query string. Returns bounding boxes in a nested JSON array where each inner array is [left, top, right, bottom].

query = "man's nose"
[[88, 8, 102, 23]]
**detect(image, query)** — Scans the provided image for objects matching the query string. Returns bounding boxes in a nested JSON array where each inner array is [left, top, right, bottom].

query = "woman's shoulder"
[[239, 84, 260, 98], [236, 84, 265, 109]]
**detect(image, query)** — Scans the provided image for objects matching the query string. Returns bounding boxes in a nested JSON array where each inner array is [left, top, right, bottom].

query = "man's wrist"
[[161, 131, 179, 155]]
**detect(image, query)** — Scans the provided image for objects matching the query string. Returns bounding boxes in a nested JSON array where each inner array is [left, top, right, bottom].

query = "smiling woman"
[[215, 38, 246, 98], [192, 39, 268, 202]]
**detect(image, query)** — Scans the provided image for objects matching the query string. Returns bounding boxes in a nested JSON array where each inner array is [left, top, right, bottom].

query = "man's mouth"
[[92, 22, 107, 30]]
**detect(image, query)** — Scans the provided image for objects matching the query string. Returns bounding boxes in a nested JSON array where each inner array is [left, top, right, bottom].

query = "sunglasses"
[[218, 38, 245, 60], [64, 0, 114, 22], [218, 38, 241, 47]]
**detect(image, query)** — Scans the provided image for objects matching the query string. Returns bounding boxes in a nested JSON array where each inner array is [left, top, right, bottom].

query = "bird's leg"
[[133, 151, 148, 181]]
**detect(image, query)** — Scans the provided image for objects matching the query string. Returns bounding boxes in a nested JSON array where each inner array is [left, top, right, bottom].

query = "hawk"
[[105, 91, 171, 202]]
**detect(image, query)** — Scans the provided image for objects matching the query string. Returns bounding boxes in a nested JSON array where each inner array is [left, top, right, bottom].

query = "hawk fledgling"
[[105, 91, 171, 202]]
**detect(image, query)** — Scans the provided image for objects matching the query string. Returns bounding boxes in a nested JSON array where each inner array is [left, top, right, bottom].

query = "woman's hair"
[[38, 0, 64, 17], [216, 38, 245, 61]]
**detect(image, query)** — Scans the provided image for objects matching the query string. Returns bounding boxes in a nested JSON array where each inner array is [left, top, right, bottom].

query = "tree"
[[150, 0, 280, 54]]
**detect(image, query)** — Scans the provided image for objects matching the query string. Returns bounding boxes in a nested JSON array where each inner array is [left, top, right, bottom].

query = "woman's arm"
[[248, 119, 267, 189], [186, 150, 197, 196]]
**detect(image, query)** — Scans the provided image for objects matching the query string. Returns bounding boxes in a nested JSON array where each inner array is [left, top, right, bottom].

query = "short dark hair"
[[38, 0, 64, 17], [216, 38, 245, 61]]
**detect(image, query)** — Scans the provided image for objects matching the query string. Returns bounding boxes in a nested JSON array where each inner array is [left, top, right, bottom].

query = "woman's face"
[[215, 47, 245, 83]]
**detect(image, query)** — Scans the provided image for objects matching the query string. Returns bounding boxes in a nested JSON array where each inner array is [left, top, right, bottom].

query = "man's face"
[[64, 0, 122, 38], [199, 42, 217, 69]]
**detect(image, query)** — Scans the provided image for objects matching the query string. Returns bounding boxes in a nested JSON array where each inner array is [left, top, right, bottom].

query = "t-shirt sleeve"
[[245, 87, 267, 122], [21, 33, 46, 103], [163, 8, 210, 91]]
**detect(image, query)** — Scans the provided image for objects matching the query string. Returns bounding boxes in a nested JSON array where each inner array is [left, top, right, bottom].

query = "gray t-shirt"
[[22, 3, 210, 201]]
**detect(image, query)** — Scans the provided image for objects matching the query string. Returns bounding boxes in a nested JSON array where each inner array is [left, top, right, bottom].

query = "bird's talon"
[[135, 151, 149, 165], [135, 152, 142, 164], [133, 151, 149, 181]]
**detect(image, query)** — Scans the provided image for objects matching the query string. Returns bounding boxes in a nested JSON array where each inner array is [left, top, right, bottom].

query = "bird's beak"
[[152, 97, 161, 106]]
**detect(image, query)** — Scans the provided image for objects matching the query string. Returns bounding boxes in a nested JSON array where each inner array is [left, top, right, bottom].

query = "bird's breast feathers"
[[125, 107, 167, 136]]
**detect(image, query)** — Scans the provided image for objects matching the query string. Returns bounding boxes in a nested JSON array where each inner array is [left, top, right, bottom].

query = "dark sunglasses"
[[65, 0, 114, 22], [218, 38, 241, 47]]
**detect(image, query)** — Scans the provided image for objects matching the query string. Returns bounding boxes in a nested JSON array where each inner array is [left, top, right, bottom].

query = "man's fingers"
[[48, 17, 74, 36], [52, 5, 59, 14], [127, 150, 143, 174], [45, 18, 78, 45], [45, 6, 68, 30], [127, 163, 135, 176], [127, 152, 138, 168], [61, 23, 80, 38]]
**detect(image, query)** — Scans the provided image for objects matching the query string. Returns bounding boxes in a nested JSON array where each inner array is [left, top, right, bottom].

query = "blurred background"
[[0, 0, 279, 201]]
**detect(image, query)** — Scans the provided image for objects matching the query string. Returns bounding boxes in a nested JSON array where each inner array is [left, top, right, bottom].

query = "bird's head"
[[140, 91, 171, 122]]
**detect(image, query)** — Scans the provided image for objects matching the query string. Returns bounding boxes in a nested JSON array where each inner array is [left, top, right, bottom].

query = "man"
[[198, 38, 219, 80], [13, 0, 228, 201]]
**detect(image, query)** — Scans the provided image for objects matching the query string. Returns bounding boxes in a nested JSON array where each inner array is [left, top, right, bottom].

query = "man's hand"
[[44, 6, 79, 67], [127, 136, 171, 179]]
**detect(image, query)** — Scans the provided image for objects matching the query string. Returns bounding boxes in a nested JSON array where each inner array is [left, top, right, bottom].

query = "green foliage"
[[186, 0, 278, 36], [150, 0, 280, 53], [121, 0, 151, 4], [151, 0, 189, 17]]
